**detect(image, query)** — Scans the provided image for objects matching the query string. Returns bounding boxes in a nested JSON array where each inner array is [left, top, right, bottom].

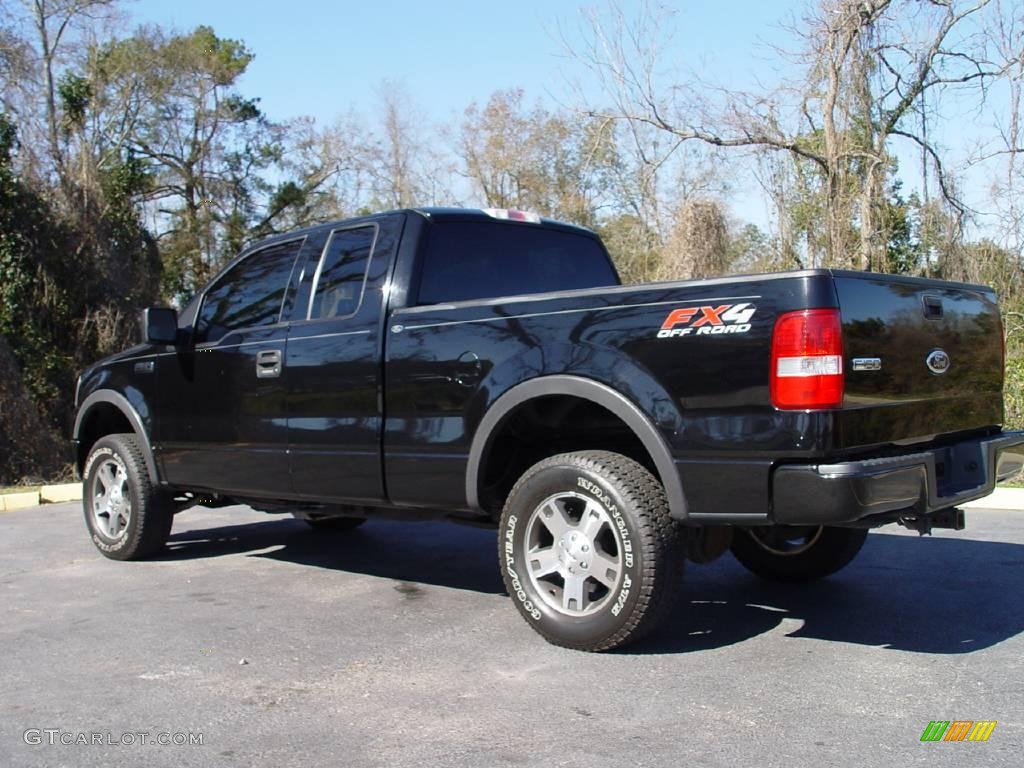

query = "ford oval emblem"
[[926, 349, 951, 375]]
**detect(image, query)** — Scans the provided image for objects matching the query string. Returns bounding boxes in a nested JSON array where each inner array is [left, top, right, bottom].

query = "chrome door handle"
[[256, 349, 282, 378]]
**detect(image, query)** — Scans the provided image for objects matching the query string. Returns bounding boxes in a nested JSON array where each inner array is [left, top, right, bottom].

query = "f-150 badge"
[[656, 303, 756, 338]]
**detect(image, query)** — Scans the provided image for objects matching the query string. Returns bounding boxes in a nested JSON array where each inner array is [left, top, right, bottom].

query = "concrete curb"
[[40, 483, 82, 503], [0, 491, 41, 512], [0, 483, 81, 512], [963, 487, 1024, 511]]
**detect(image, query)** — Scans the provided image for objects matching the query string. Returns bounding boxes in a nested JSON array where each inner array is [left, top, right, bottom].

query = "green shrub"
[[1006, 353, 1024, 431]]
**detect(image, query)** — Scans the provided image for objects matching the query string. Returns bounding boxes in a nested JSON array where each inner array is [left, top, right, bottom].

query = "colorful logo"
[[656, 303, 757, 339], [920, 721, 997, 742]]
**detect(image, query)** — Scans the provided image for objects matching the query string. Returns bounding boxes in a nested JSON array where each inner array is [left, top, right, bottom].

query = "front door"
[[157, 236, 306, 497]]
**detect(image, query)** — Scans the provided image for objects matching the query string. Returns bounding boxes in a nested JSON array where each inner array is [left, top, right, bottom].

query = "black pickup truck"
[[73, 207, 1024, 651]]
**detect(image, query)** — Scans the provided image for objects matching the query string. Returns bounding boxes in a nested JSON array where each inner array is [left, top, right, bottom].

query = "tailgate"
[[833, 271, 1004, 449]]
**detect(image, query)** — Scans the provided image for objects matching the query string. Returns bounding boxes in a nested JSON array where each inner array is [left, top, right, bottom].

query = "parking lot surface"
[[1, 502, 1022, 767]]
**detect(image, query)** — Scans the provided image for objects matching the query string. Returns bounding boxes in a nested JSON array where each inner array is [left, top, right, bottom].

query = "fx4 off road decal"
[[656, 303, 756, 338]]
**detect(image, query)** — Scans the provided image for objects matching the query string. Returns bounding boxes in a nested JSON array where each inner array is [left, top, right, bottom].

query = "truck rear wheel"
[[498, 451, 683, 652], [730, 525, 868, 582], [82, 433, 173, 560]]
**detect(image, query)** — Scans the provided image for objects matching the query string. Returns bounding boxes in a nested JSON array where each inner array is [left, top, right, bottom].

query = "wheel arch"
[[74, 391, 159, 483], [466, 375, 687, 520]]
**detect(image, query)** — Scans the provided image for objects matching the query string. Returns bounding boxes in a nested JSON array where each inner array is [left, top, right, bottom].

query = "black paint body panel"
[[385, 270, 838, 517], [833, 271, 1003, 447], [72, 209, 1015, 527], [284, 216, 404, 503]]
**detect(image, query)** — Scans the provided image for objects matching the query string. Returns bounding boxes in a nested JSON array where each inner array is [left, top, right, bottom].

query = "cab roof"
[[241, 207, 598, 256]]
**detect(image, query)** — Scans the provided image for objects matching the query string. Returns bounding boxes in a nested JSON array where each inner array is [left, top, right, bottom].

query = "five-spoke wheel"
[[499, 451, 683, 651], [525, 492, 623, 616], [90, 458, 132, 540], [82, 434, 173, 560]]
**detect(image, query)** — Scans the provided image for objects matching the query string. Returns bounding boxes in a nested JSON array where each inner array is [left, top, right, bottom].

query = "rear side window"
[[195, 239, 302, 344], [307, 226, 376, 320], [415, 222, 618, 305]]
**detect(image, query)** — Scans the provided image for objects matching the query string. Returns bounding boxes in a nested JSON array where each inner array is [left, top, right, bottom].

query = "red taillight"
[[770, 309, 844, 409]]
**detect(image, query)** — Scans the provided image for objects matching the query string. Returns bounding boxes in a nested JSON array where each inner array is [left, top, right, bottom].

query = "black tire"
[[498, 450, 683, 652], [731, 525, 868, 582], [82, 433, 173, 560], [295, 514, 367, 532]]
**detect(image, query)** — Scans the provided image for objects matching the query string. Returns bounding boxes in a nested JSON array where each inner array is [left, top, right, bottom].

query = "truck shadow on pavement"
[[632, 531, 1024, 656], [162, 517, 507, 594], [162, 520, 1024, 655]]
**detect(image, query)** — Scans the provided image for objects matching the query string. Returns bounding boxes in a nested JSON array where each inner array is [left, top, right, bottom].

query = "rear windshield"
[[415, 221, 619, 305]]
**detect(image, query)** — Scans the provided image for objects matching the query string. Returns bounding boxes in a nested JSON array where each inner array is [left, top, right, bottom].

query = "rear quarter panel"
[[383, 271, 838, 516]]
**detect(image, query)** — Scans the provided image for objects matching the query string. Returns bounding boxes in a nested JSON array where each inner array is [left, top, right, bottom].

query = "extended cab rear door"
[[383, 215, 620, 510], [284, 214, 404, 503]]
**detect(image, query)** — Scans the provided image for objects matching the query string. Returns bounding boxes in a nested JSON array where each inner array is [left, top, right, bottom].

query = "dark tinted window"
[[195, 239, 302, 344], [416, 222, 618, 305], [308, 226, 375, 320]]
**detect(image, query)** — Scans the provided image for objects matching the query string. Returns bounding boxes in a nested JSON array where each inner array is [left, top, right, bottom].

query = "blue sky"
[[126, 0, 1004, 235], [127, 0, 801, 226], [129, 0, 794, 126]]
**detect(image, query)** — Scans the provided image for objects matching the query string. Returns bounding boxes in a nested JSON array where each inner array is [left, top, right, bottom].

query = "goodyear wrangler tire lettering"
[[503, 514, 541, 620], [497, 451, 684, 652], [576, 476, 634, 567]]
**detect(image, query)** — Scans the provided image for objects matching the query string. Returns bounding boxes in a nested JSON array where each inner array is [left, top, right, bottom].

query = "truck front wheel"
[[730, 525, 868, 582], [498, 451, 683, 652], [82, 433, 174, 560]]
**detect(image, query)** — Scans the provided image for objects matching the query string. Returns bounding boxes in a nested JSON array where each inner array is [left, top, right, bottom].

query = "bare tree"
[[363, 82, 423, 208], [458, 88, 614, 225], [571, 0, 1022, 270], [983, 0, 1024, 263], [5, 0, 116, 189], [658, 199, 729, 280], [270, 113, 371, 224]]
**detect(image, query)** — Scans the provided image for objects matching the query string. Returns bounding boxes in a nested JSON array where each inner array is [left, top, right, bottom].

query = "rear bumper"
[[772, 431, 1024, 526]]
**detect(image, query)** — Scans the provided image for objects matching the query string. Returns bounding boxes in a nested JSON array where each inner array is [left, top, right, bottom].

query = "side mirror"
[[142, 307, 179, 345]]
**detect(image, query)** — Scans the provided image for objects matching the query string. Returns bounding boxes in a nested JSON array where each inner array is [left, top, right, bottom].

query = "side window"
[[195, 239, 302, 345], [308, 226, 376, 320]]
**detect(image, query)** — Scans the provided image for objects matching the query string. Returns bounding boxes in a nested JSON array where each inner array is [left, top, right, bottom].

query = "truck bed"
[[384, 266, 1007, 522]]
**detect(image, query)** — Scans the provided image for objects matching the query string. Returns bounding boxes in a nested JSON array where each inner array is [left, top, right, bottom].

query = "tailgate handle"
[[922, 295, 943, 319]]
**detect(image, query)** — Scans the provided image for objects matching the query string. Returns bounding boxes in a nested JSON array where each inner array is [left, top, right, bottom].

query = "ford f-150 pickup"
[[73, 207, 1024, 650]]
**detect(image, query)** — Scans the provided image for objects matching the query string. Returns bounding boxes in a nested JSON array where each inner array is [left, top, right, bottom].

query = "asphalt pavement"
[[1, 502, 1022, 767]]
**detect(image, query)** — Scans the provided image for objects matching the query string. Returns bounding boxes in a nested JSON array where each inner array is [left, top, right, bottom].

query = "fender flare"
[[465, 375, 687, 519], [74, 390, 160, 484]]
